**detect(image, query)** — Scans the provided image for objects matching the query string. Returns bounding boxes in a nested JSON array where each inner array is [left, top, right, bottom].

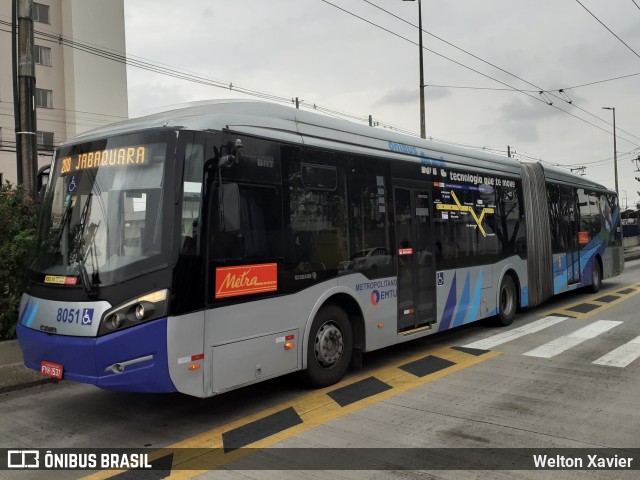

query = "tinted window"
[[180, 140, 205, 254], [285, 149, 348, 273], [547, 184, 565, 253], [433, 181, 499, 268], [345, 157, 392, 278], [210, 184, 283, 261]]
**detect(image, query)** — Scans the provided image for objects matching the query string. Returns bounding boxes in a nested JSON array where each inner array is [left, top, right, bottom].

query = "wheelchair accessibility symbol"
[[68, 175, 78, 193], [437, 271, 444, 286], [82, 308, 94, 325]]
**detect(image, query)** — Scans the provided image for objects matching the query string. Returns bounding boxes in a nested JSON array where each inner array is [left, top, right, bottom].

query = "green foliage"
[[0, 182, 37, 340]]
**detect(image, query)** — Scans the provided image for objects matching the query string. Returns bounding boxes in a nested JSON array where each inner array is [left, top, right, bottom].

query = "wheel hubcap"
[[501, 285, 513, 314], [315, 322, 344, 369]]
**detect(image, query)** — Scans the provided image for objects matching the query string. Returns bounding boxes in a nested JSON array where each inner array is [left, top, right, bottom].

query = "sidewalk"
[[624, 246, 640, 262], [0, 340, 47, 394], [2, 247, 640, 394]]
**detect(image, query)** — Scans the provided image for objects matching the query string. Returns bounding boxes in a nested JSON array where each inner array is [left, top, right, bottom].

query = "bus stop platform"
[[624, 246, 640, 262]]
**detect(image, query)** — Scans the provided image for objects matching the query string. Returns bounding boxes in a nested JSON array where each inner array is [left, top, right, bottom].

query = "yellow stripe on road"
[[83, 346, 500, 479], [538, 282, 640, 320]]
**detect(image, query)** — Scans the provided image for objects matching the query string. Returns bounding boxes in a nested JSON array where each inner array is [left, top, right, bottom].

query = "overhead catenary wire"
[[359, 3, 640, 97], [423, 82, 640, 145], [1, 18, 520, 152], [317, 1, 640, 147], [560, 71, 640, 90], [0, 9, 636, 172], [356, 0, 640, 145], [575, 0, 640, 60]]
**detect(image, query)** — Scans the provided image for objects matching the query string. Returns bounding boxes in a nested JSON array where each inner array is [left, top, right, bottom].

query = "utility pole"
[[602, 107, 618, 195], [12, 0, 22, 184], [16, 0, 38, 195], [417, 0, 425, 139], [507, 145, 511, 158], [403, 0, 426, 138]]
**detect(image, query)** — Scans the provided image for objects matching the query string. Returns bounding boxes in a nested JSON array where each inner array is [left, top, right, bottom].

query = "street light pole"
[[403, 0, 426, 138], [602, 107, 618, 195]]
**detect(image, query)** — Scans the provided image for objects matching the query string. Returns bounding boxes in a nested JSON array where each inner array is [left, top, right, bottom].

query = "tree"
[[0, 182, 37, 340]]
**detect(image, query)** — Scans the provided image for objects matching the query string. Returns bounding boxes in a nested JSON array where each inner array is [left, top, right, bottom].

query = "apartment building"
[[0, 0, 128, 184]]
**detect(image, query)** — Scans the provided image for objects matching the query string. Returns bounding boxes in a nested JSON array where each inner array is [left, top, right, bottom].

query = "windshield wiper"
[[49, 198, 75, 246], [70, 193, 99, 298], [77, 260, 96, 299]]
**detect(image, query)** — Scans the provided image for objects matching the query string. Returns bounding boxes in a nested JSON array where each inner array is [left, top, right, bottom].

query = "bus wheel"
[[305, 305, 353, 387], [589, 260, 602, 293], [497, 275, 517, 326]]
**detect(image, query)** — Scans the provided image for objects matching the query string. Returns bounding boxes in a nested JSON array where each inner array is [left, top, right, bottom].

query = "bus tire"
[[497, 275, 517, 326], [305, 304, 353, 388], [589, 260, 602, 293]]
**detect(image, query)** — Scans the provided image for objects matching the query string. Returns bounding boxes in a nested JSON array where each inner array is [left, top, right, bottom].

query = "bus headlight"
[[110, 313, 124, 330], [99, 289, 169, 336]]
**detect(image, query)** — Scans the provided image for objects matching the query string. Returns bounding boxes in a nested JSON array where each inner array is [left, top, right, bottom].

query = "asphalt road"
[[2, 261, 640, 479]]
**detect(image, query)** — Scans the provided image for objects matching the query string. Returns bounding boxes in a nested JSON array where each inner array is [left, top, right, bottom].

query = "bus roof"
[[66, 99, 614, 194]]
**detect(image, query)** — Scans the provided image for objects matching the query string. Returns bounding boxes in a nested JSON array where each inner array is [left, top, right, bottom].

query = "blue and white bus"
[[17, 100, 623, 397]]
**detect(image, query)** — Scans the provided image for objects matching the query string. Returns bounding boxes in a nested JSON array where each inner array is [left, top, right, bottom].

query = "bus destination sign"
[[60, 146, 147, 174]]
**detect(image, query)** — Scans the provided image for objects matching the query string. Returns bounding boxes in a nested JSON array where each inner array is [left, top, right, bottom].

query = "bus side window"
[[211, 184, 282, 261], [346, 157, 392, 278], [286, 149, 348, 273], [181, 141, 204, 254]]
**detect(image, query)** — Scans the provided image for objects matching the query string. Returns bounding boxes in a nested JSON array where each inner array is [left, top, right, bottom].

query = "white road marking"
[[592, 335, 640, 368], [462, 316, 569, 350], [523, 320, 622, 359]]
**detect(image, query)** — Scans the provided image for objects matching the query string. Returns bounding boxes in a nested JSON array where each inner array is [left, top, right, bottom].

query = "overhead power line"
[[359, 0, 640, 144], [575, 0, 640, 60], [361, 2, 640, 96], [320, 0, 640, 146], [561, 71, 640, 90], [2, 8, 636, 168]]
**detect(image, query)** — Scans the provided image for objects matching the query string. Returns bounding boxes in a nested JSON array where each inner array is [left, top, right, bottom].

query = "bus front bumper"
[[17, 318, 177, 393]]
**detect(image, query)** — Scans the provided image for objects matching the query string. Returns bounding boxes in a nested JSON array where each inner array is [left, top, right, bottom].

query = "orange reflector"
[[378, 323, 384, 328], [188, 364, 200, 371], [284, 342, 294, 350]]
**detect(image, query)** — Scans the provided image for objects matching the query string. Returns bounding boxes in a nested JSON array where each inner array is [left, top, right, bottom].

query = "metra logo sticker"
[[215, 263, 278, 299]]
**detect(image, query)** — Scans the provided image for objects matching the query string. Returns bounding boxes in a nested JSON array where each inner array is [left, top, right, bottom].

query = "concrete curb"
[[1, 250, 638, 393], [0, 340, 45, 392]]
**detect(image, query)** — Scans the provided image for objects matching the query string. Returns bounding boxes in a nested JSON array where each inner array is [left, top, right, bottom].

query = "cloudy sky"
[[124, 0, 640, 207]]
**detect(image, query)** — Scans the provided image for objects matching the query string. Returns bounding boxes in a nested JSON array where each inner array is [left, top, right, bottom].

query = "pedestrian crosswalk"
[[592, 335, 640, 367], [463, 316, 569, 350], [523, 320, 622, 359], [461, 315, 640, 368]]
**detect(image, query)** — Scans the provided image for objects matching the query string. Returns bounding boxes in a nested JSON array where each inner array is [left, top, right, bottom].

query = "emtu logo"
[[371, 290, 381, 306]]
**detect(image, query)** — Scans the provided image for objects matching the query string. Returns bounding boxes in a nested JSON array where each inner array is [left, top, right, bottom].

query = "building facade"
[[0, 0, 128, 184]]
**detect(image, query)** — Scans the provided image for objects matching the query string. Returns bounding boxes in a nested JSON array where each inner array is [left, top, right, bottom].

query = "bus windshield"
[[31, 131, 173, 287]]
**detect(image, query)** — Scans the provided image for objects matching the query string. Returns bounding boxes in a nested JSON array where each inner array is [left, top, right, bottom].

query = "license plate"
[[40, 360, 63, 379]]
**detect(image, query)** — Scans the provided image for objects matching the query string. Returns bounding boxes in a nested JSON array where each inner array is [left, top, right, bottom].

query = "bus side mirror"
[[219, 183, 241, 232], [36, 165, 51, 205]]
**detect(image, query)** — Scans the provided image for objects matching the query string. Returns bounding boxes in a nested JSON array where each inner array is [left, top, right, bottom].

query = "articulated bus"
[[18, 100, 623, 397]]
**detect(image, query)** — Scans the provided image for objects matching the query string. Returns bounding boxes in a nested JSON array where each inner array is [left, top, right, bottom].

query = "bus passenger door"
[[561, 186, 581, 285], [394, 184, 436, 333]]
